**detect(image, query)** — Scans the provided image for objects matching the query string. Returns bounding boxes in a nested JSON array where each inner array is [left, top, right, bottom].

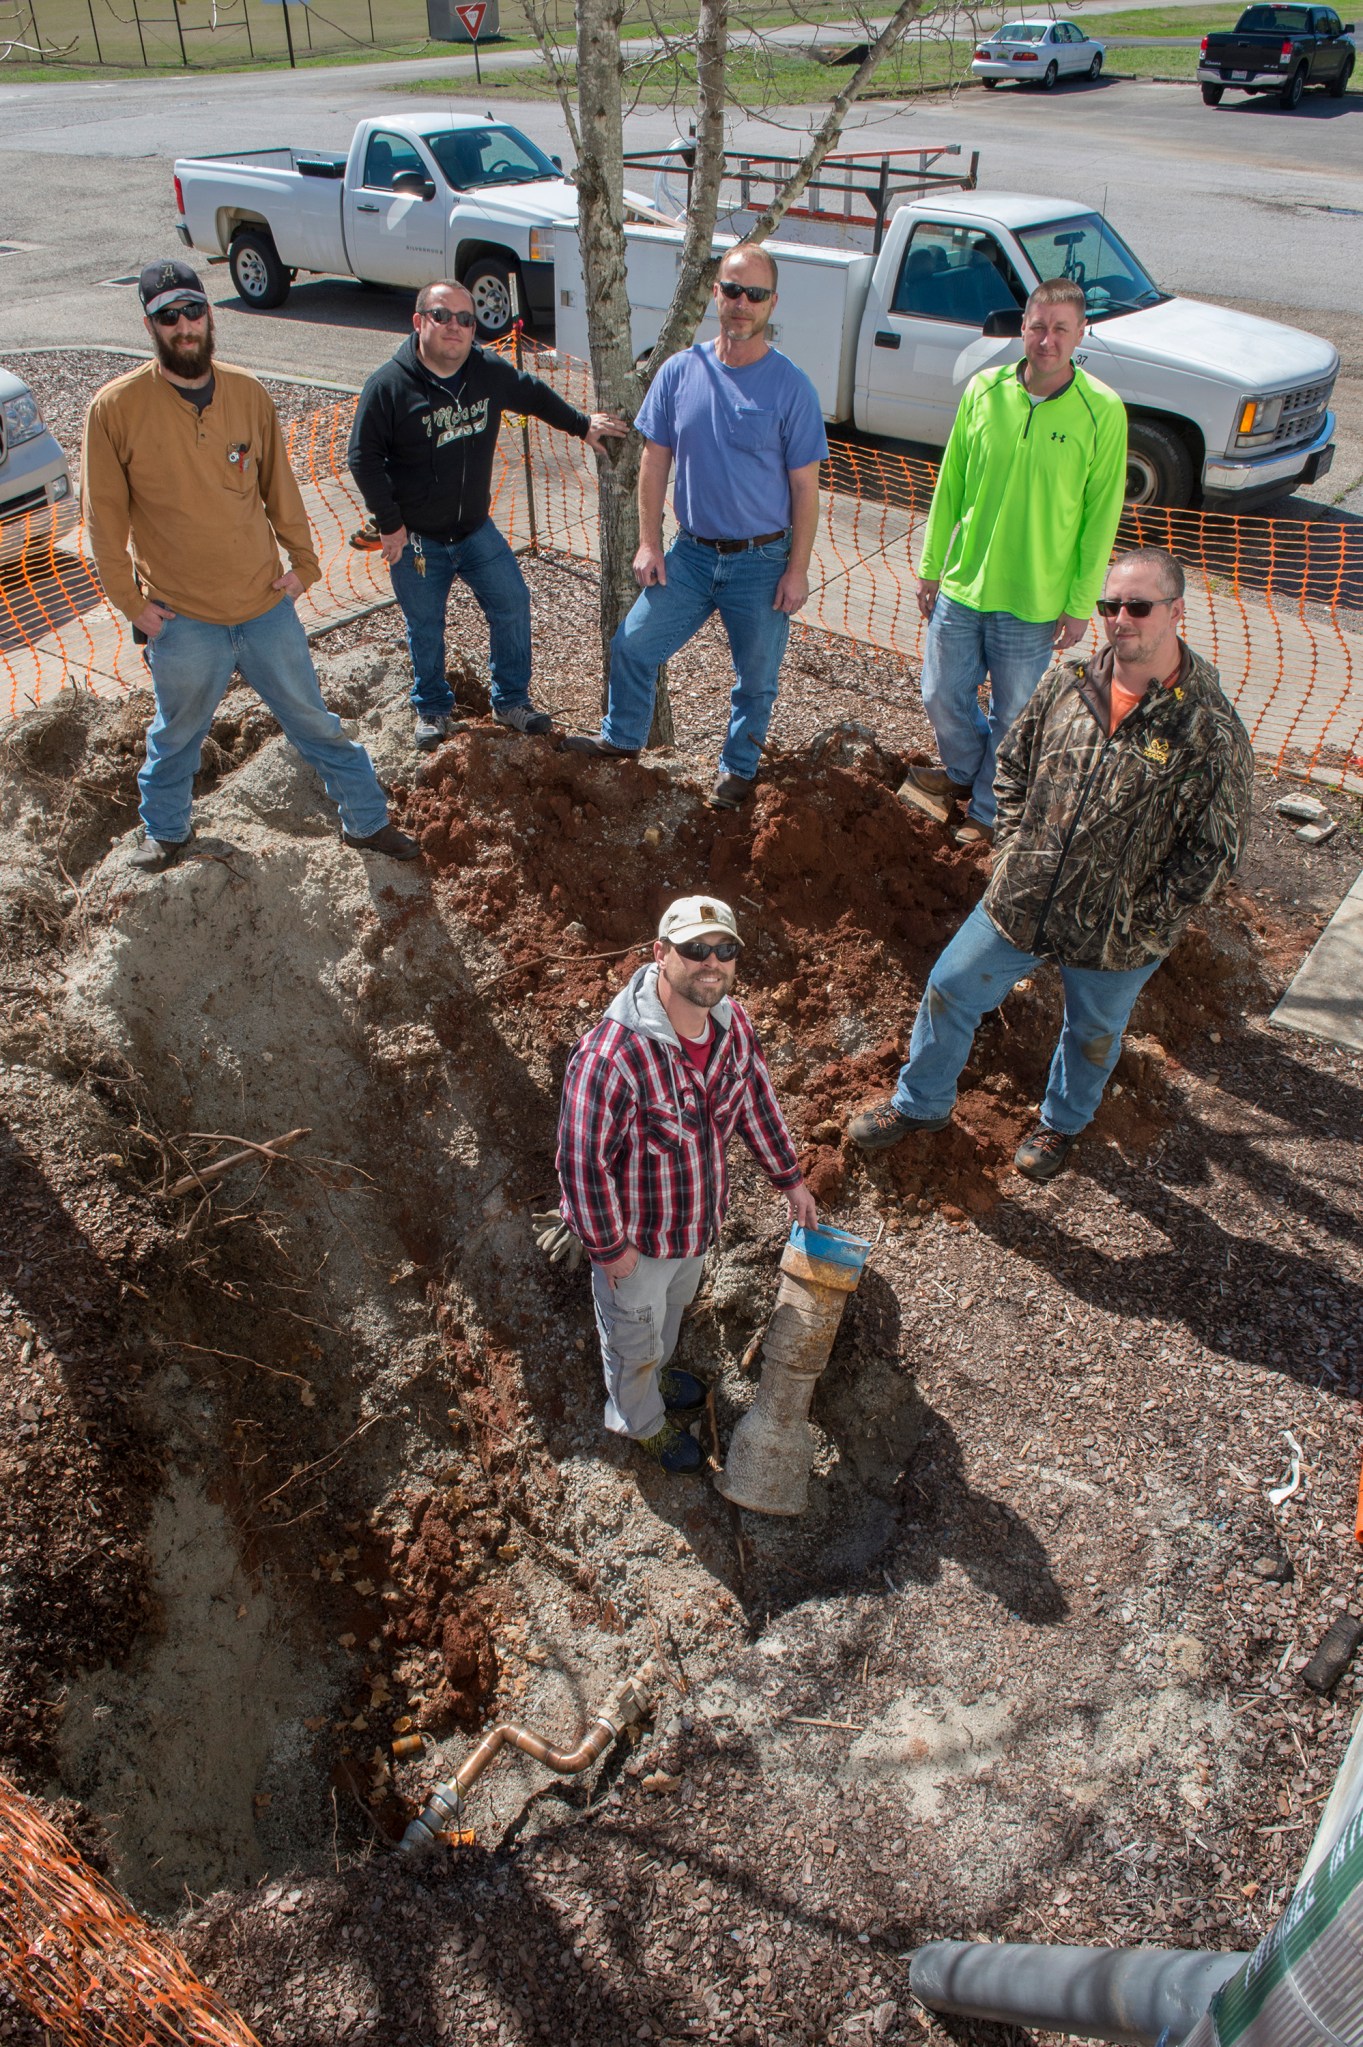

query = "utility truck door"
[[858, 219, 1028, 447]]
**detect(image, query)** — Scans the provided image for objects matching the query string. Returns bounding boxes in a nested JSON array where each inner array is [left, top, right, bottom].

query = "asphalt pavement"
[[0, 64, 1360, 510]]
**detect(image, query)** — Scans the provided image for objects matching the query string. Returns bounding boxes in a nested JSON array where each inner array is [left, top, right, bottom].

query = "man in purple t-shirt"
[[562, 243, 828, 810]]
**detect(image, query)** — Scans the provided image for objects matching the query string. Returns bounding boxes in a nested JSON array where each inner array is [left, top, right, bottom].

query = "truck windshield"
[[1015, 213, 1166, 319], [1235, 5, 1311, 25], [422, 125, 559, 190]]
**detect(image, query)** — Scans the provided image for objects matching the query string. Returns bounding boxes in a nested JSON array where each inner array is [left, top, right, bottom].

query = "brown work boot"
[[342, 821, 421, 860], [898, 762, 973, 825], [1014, 1123, 1077, 1182], [846, 1098, 951, 1151], [952, 818, 994, 849]]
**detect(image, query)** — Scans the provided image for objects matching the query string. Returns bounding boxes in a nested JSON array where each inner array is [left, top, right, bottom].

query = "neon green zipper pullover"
[[918, 361, 1128, 623]]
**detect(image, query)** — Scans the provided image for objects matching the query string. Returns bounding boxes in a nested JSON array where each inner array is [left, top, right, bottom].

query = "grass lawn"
[[1083, 3, 1244, 31]]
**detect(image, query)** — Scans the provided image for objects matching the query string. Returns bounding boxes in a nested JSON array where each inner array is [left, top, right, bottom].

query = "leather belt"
[[685, 528, 787, 554]]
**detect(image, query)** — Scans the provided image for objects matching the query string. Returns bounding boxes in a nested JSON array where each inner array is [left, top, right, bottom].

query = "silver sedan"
[[972, 18, 1107, 87]]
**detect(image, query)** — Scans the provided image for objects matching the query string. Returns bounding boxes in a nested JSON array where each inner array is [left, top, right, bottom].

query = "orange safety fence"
[[0, 1771, 260, 2046], [3, 339, 1360, 787]]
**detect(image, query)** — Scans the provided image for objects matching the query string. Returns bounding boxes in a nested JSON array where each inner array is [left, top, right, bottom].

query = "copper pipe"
[[397, 1659, 662, 1857]]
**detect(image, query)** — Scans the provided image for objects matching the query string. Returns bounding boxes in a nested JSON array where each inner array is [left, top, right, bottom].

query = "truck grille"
[[0, 486, 47, 518], [1273, 376, 1335, 448]]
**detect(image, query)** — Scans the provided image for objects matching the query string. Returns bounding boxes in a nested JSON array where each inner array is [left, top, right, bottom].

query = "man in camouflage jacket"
[[847, 546, 1254, 1182]]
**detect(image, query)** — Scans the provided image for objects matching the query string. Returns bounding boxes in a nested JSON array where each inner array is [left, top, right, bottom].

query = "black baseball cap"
[[139, 259, 209, 316]]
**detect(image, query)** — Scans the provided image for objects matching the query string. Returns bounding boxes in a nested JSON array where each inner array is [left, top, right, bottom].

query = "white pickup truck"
[[556, 188, 1338, 509], [175, 113, 646, 339]]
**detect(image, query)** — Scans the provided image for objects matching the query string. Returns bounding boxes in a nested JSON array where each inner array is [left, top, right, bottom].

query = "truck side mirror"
[[551, 154, 563, 170], [982, 307, 1024, 338], [393, 172, 437, 201]]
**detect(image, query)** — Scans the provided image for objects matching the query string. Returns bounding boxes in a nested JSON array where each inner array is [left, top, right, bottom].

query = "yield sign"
[[455, 1, 487, 34]]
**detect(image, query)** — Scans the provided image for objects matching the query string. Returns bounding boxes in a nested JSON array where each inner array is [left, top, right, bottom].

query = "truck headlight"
[[528, 228, 552, 265], [1235, 394, 1285, 444], [1, 393, 45, 447]]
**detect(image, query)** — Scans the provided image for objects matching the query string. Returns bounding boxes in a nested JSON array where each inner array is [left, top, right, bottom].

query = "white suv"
[[0, 368, 78, 568]]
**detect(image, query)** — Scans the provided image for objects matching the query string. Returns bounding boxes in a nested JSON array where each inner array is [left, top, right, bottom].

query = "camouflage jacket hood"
[[983, 640, 1254, 971]]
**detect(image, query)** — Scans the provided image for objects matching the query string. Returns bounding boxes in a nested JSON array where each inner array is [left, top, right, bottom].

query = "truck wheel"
[[1041, 59, 1059, 87], [1125, 420, 1195, 508], [1279, 63, 1307, 107], [1329, 55, 1353, 94], [230, 230, 290, 310], [462, 255, 517, 339], [1201, 81, 1224, 103]]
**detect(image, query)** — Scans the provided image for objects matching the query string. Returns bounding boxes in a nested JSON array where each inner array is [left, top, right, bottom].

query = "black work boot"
[[846, 1098, 951, 1151]]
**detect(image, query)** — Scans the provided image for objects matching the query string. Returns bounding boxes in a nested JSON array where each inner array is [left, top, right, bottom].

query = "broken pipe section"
[[716, 1224, 871, 1517]]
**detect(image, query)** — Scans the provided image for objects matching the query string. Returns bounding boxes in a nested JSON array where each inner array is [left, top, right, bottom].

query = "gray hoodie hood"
[[604, 963, 735, 1049]]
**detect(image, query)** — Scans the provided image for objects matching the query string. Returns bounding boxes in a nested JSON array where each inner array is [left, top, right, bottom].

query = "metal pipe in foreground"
[[397, 1659, 663, 1858], [909, 1942, 1251, 2046]]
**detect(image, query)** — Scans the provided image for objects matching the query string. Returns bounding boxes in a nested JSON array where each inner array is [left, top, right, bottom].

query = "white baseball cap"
[[657, 895, 741, 947]]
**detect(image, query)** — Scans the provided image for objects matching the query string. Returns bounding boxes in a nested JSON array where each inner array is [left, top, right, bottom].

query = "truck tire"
[[1329, 55, 1353, 94], [1041, 59, 1059, 87], [1201, 81, 1224, 103], [462, 255, 517, 339], [1279, 63, 1307, 107], [1126, 419, 1195, 508], [230, 230, 290, 310]]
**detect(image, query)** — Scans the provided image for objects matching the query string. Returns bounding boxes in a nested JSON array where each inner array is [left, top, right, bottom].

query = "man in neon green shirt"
[[900, 278, 1127, 847]]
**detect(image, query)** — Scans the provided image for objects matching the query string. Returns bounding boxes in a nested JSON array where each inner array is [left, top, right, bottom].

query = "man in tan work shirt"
[[83, 259, 417, 872]]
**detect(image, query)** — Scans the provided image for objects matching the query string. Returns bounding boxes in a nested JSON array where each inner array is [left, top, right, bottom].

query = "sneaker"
[[1014, 1123, 1076, 1183], [709, 773, 755, 812], [129, 828, 194, 874], [846, 1098, 952, 1151], [637, 1419, 703, 1474], [414, 713, 452, 752], [342, 821, 421, 860], [560, 733, 638, 759], [659, 1367, 707, 1415], [952, 818, 994, 849], [897, 762, 973, 826], [493, 702, 553, 737]]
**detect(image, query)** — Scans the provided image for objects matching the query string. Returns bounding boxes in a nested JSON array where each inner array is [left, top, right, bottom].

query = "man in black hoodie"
[[349, 280, 625, 751]]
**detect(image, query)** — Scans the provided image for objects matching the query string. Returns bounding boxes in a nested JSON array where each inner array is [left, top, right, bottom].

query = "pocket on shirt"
[[642, 1109, 683, 1155], [221, 445, 255, 494], [728, 405, 778, 457]]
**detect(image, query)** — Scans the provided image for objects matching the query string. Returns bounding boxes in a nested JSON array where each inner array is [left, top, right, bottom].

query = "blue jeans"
[[920, 594, 1057, 829], [604, 531, 792, 778], [141, 597, 389, 844], [893, 901, 1162, 1136], [388, 518, 531, 719]]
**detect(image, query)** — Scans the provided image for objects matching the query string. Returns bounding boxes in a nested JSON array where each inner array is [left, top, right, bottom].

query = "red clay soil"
[[397, 724, 1271, 1223]]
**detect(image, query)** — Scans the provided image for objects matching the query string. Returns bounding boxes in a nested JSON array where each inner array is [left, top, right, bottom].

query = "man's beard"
[[152, 311, 215, 380]]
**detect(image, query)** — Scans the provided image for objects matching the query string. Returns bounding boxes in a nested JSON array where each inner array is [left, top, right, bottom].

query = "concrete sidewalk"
[[1272, 866, 1363, 1052]]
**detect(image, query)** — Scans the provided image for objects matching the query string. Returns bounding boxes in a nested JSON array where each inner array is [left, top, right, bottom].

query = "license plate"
[[1231, 68, 1249, 76]]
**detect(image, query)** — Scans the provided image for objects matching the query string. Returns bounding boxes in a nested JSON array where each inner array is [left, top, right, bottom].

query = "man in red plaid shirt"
[[556, 894, 816, 1474]]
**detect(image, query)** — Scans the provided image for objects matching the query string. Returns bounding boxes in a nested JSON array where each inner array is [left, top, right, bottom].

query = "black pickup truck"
[[1197, 2, 1355, 104]]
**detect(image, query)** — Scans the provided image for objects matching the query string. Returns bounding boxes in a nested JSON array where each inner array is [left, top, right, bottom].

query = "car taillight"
[[173, 173, 185, 215], [1200, 34, 1209, 52], [1280, 36, 1294, 55], [1014, 50, 1038, 60], [975, 45, 989, 57]]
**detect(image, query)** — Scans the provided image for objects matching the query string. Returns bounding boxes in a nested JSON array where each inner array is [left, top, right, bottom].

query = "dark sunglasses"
[[421, 306, 477, 329], [673, 938, 742, 963], [1096, 596, 1173, 619], [151, 302, 208, 328], [717, 279, 773, 304]]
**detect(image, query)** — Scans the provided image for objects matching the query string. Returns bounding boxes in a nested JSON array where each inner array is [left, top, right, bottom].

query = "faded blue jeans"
[[893, 902, 1162, 1136], [604, 530, 792, 779], [141, 596, 389, 844], [388, 518, 532, 719], [920, 594, 1058, 829]]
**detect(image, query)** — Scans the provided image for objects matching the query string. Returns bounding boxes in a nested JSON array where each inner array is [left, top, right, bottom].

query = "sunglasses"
[[1096, 596, 1174, 619], [151, 302, 208, 328], [673, 938, 742, 963], [717, 279, 773, 304], [420, 306, 477, 329]]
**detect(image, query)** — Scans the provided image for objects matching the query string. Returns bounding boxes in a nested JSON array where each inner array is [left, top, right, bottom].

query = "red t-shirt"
[[677, 1018, 714, 1079]]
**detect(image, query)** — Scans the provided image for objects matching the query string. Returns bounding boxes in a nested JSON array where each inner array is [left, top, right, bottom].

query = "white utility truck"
[[554, 189, 1338, 509], [173, 113, 651, 339]]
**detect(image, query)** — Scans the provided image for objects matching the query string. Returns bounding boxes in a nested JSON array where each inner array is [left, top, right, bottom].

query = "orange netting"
[[0, 1772, 260, 2045], [3, 341, 1359, 787]]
